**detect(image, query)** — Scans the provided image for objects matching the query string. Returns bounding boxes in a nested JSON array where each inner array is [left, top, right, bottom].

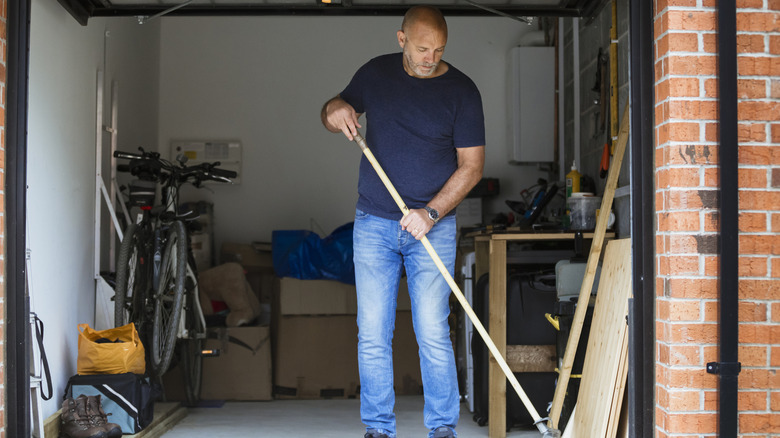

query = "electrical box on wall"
[[508, 46, 555, 164], [170, 140, 242, 184]]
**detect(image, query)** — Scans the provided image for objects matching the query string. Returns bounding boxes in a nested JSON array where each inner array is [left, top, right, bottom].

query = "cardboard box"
[[275, 277, 411, 316], [220, 242, 275, 304], [165, 325, 272, 401], [272, 312, 422, 399]]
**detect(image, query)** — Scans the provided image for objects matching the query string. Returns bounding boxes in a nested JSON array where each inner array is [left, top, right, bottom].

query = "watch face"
[[426, 206, 439, 221]]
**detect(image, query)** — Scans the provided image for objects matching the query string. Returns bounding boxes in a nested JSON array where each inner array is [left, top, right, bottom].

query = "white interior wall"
[[27, 0, 160, 417], [27, 6, 552, 418], [157, 16, 548, 248]]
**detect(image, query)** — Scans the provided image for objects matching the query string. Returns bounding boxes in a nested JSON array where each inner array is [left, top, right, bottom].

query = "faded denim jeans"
[[353, 209, 459, 438]]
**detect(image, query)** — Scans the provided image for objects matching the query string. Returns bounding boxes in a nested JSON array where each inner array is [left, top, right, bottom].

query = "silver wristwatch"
[[424, 206, 440, 224]]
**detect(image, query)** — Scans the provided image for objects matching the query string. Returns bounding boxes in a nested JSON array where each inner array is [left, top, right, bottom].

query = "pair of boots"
[[60, 394, 122, 438]]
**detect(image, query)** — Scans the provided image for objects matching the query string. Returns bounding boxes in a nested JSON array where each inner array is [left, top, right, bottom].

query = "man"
[[321, 6, 485, 438]]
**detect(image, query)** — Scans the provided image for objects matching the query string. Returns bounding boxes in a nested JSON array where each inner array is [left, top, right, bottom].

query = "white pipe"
[[558, 17, 565, 180], [573, 17, 581, 170]]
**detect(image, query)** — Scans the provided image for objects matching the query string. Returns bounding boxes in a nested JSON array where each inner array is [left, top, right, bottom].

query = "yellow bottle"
[[566, 161, 581, 198]]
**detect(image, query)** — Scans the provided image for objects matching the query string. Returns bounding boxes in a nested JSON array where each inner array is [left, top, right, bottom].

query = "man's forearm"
[[428, 158, 484, 218]]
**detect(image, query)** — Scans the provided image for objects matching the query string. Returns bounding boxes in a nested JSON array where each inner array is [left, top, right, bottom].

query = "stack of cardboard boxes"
[[272, 276, 422, 399], [166, 243, 423, 402]]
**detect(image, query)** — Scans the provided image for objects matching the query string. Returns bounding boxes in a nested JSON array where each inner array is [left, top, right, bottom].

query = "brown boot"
[[60, 396, 107, 438], [85, 395, 123, 438]]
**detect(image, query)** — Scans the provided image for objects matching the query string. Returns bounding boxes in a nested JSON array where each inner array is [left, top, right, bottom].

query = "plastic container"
[[567, 193, 600, 230], [565, 161, 581, 198]]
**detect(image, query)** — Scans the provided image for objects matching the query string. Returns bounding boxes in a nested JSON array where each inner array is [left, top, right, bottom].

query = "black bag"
[[65, 372, 156, 433], [471, 272, 557, 430]]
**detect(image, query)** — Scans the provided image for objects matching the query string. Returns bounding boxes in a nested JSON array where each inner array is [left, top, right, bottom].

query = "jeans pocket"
[[355, 208, 369, 221]]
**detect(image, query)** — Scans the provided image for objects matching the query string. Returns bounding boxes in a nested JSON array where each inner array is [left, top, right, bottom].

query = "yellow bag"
[[77, 323, 146, 375]]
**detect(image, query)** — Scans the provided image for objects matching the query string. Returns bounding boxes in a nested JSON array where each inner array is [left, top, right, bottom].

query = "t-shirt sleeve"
[[453, 83, 486, 148], [339, 62, 371, 114]]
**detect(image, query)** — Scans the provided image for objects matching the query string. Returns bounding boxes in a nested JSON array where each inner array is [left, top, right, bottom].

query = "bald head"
[[401, 6, 448, 39]]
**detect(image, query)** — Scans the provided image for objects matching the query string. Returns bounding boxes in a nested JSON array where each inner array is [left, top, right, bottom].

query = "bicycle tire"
[[150, 220, 187, 377], [114, 223, 147, 329], [181, 260, 203, 406]]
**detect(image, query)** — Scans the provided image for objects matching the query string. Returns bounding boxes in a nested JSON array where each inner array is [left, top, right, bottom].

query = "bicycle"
[[112, 147, 236, 405]]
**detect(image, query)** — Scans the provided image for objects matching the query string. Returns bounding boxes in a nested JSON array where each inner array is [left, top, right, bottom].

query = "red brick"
[[668, 166, 702, 187], [669, 54, 717, 75], [667, 144, 717, 165], [741, 301, 769, 322], [741, 234, 780, 254], [705, 211, 720, 232], [739, 390, 768, 410], [772, 258, 780, 278], [739, 55, 780, 76], [668, 10, 717, 31], [740, 145, 780, 165], [704, 256, 719, 276], [668, 300, 702, 321], [740, 101, 780, 121], [740, 212, 768, 232], [739, 413, 780, 434], [737, 11, 780, 32], [667, 31, 699, 52], [740, 345, 769, 367], [668, 367, 719, 389], [668, 278, 719, 299], [740, 256, 769, 276], [668, 77, 700, 97], [771, 35, 780, 54], [772, 303, 780, 322], [705, 122, 718, 141], [737, 33, 766, 53], [738, 122, 768, 143], [704, 78, 718, 98], [772, 79, 780, 99], [740, 279, 780, 300], [667, 413, 718, 434], [668, 121, 702, 142], [668, 388, 701, 410], [668, 255, 700, 275], [671, 320, 715, 344], [771, 390, 780, 410], [740, 191, 780, 211], [702, 33, 717, 53], [739, 78, 768, 99], [669, 100, 718, 120], [659, 211, 701, 232], [739, 168, 769, 188], [740, 322, 778, 344], [773, 213, 780, 232], [703, 167, 719, 187]]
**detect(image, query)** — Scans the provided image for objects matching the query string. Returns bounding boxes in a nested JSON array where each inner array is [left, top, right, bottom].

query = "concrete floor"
[[160, 396, 540, 438]]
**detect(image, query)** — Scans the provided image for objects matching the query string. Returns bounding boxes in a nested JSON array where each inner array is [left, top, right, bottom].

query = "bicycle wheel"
[[114, 223, 147, 328], [150, 220, 187, 377], [180, 260, 203, 406]]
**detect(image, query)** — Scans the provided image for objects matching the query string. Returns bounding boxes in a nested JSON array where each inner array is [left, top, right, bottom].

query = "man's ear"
[[397, 30, 406, 49]]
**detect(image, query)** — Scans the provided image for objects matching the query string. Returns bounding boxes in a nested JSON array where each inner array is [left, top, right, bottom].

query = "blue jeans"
[[353, 209, 459, 438]]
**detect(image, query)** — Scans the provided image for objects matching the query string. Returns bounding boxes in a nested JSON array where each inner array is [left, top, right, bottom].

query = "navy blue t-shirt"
[[340, 53, 486, 221]]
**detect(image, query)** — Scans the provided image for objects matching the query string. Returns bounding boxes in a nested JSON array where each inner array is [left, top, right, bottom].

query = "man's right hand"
[[321, 96, 362, 141]]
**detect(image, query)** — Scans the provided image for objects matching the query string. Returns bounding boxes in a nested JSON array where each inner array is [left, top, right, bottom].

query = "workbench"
[[471, 230, 612, 438]]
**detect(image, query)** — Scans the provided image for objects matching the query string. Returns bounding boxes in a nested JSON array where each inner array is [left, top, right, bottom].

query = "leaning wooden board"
[[566, 238, 632, 437]]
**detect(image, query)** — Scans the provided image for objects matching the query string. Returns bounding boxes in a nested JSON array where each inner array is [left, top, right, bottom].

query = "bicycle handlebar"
[[114, 148, 237, 184]]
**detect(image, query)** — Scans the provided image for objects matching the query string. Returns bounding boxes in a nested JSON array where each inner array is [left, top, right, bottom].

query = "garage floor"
[[160, 396, 539, 437]]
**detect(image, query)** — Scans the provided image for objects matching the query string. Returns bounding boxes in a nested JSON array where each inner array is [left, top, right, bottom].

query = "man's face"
[[398, 24, 447, 78]]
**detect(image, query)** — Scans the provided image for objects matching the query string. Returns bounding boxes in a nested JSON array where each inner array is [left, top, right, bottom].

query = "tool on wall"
[[350, 131, 562, 438]]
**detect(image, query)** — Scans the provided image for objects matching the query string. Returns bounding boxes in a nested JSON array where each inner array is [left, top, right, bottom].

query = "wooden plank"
[[548, 104, 630, 429], [567, 238, 632, 438], [488, 239, 507, 438], [506, 345, 556, 373]]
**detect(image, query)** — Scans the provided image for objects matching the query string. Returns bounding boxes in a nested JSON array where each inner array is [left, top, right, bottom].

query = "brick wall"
[[0, 0, 6, 434], [654, 0, 780, 436]]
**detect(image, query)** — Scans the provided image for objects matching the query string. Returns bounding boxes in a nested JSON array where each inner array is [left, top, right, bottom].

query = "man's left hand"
[[400, 208, 433, 241]]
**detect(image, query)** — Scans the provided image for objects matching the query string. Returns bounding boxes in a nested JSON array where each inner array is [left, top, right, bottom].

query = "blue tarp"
[[271, 222, 355, 285]]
